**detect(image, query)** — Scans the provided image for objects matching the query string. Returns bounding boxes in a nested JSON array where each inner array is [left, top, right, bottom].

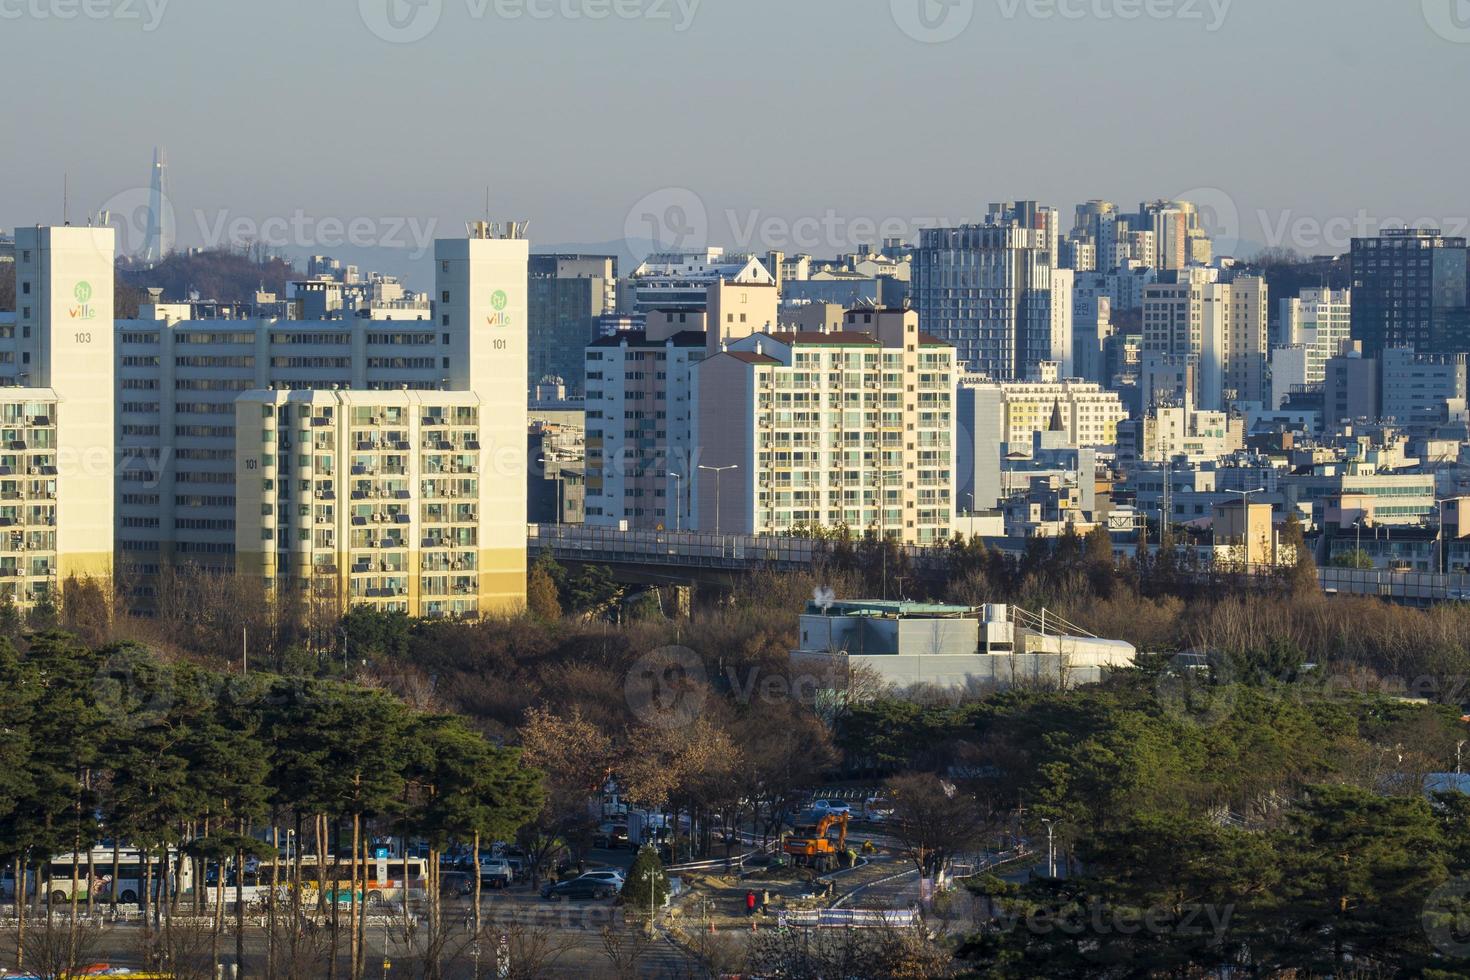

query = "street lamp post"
[[648, 867, 657, 939], [665, 471, 684, 532], [1040, 819, 1055, 878], [1458, 739, 1466, 776], [698, 464, 738, 536]]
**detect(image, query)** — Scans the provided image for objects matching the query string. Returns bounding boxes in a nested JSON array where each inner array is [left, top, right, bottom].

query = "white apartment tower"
[[1281, 287, 1351, 384], [3, 226, 117, 609], [695, 309, 956, 545]]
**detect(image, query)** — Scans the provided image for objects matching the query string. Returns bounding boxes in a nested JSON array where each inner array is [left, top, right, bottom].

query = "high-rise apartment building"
[[695, 308, 955, 544], [0, 226, 117, 612], [1281, 287, 1352, 383], [1142, 270, 1268, 410], [583, 282, 779, 531], [234, 389, 492, 620], [956, 371, 1126, 512], [110, 222, 530, 617], [1351, 228, 1469, 355], [912, 224, 1054, 379]]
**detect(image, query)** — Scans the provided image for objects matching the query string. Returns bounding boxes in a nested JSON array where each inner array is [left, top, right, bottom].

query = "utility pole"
[[242, 626, 248, 676]]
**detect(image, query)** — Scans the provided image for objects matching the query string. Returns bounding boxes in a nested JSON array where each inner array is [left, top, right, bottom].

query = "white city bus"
[[41, 847, 194, 905]]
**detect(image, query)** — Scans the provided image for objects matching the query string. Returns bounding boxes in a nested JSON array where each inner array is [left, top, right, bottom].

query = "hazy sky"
[[4, 0, 1469, 282]]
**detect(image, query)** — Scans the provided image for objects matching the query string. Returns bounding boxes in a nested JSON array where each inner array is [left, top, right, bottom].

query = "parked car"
[[541, 877, 616, 902], [479, 858, 514, 889], [591, 823, 630, 849], [863, 797, 895, 823], [439, 871, 474, 899], [574, 869, 625, 893], [811, 799, 853, 817]]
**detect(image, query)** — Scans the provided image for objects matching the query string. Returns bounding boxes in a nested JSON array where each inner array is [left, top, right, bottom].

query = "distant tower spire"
[[1049, 399, 1065, 433], [143, 146, 172, 263]]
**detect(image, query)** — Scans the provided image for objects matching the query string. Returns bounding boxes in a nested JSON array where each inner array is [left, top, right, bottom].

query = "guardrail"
[[665, 838, 779, 874], [779, 907, 919, 929]]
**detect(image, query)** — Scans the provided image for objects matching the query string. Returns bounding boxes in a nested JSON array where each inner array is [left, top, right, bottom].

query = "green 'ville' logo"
[[69, 281, 97, 321], [486, 289, 511, 328]]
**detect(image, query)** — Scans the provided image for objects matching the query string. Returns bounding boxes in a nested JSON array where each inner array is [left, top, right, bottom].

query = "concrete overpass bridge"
[[526, 524, 1470, 606]]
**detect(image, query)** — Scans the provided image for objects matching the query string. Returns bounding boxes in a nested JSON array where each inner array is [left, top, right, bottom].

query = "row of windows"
[[177, 379, 252, 391], [366, 333, 438, 346], [272, 357, 350, 369], [178, 333, 256, 345], [270, 332, 349, 345], [177, 495, 235, 508], [367, 357, 440, 370], [176, 356, 255, 367]]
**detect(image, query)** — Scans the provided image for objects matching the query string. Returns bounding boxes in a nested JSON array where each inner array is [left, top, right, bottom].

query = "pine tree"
[[1280, 511, 1318, 596], [526, 563, 562, 623], [624, 844, 669, 921]]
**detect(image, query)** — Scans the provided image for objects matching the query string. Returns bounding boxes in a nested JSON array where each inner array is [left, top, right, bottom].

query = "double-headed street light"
[[698, 464, 738, 536]]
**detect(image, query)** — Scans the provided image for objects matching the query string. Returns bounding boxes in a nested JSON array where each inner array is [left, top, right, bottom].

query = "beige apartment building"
[[695, 308, 956, 545], [0, 226, 117, 612], [234, 388, 502, 620]]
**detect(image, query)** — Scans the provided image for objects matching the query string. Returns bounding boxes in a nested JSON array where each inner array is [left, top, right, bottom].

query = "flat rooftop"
[[805, 599, 977, 619]]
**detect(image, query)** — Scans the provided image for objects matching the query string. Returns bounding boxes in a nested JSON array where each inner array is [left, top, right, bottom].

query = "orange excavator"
[[783, 812, 851, 872]]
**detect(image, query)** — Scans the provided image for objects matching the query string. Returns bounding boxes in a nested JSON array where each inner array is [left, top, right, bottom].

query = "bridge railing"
[[529, 525, 1470, 603], [529, 523, 822, 569]]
